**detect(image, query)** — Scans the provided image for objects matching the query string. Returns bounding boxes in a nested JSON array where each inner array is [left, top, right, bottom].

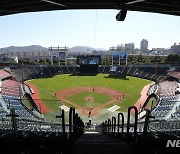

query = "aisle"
[[73, 132, 130, 154]]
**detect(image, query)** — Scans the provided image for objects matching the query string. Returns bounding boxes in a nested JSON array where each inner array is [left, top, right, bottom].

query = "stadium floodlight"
[[116, 10, 127, 21]]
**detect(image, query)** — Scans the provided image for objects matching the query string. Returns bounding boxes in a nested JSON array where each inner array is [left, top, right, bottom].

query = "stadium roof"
[[0, 0, 180, 17]]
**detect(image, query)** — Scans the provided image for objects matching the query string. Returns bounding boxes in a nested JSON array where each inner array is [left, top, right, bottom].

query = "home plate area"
[[107, 105, 120, 112]]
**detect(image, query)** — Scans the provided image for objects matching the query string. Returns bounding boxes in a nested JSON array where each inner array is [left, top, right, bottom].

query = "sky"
[[0, 10, 180, 50]]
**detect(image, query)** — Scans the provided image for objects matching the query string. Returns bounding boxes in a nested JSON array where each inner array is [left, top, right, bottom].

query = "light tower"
[[48, 46, 68, 65]]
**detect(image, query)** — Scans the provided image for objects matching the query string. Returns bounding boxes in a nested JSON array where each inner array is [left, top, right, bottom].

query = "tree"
[[166, 54, 179, 63], [151, 55, 162, 63], [137, 54, 143, 63]]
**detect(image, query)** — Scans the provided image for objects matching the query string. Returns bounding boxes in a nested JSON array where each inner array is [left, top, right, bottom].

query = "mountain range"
[[0, 45, 107, 53]]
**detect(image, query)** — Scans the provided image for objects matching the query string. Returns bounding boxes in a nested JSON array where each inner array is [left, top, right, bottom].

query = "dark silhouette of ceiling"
[[0, 0, 180, 16]]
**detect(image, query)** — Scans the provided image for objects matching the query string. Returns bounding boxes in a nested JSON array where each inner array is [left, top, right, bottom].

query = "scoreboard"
[[77, 55, 101, 74], [77, 55, 101, 65]]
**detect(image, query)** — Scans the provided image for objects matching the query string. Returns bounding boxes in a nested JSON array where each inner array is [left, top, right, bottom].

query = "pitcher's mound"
[[85, 96, 94, 102]]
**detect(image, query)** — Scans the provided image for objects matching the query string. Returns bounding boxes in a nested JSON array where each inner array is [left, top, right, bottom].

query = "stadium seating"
[[0, 70, 12, 79], [149, 79, 179, 120], [147, 84, 158, 95], [1, 65, 180, 154], [10, 64, 176, 82], [102, 106, 180, 154], [2, 95, 36, 119], [1, 79, 23, 97], [157, 80, 178, 97], [0, 107, 84, 154], [171, 105, 180, 120]]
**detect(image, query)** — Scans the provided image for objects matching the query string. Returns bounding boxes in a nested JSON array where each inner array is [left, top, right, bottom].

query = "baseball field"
[[28, 74, 151, 123]]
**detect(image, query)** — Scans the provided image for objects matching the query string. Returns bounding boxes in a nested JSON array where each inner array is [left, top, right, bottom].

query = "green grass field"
[[28, 74, 151, 122], [68, 91, 112, 108]]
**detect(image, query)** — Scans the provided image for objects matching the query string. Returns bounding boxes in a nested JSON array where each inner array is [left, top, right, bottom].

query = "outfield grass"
[[28, 74, 151, 122]]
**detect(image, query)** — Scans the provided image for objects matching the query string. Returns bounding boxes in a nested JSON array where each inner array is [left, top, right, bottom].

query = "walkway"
[[73, 128, 130, 154]]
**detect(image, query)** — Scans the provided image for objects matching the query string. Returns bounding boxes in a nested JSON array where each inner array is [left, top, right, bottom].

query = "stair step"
[[73, 133, 130, 154]]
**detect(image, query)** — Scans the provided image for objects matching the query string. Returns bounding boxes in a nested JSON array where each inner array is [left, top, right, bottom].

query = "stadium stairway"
[[73, 131, 130, 154]]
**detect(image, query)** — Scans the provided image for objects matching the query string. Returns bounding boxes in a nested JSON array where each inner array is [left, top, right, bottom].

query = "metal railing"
[[102, 106, 138, 138], [117, 112, 124, 135], [126, 106, 138, 142], [1, 107, 84, 141]]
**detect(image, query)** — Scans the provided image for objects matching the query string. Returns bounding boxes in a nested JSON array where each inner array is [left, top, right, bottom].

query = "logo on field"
[[166, 140, 180, 147]]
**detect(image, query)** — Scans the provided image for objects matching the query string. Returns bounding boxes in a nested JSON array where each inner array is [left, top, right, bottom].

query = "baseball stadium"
[[1, 1, 180, 154]]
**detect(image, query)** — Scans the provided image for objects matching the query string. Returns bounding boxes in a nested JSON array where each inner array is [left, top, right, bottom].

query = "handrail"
[[102, 120, 108, 134], [62, 110, 65, 137], [56, 108, 65, 139], [143, 110, 151, 137], [112, 116, 116, 134], [104, 120, 107, 133], [69, 107, 73, 134], [73, 113, 78, 134], [6, 108, 19, 138], [78, 116, 84, 135], [140, 110, 151, 154], [69, 107, 75, 139], [127, 106, 138, 140], [107, 118, 111, 134], [117, 112, 124, 134]]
